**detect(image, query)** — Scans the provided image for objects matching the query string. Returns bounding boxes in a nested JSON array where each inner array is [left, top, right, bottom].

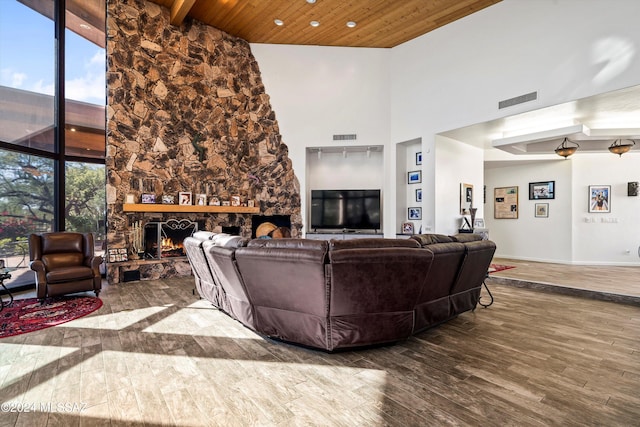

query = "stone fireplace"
[[105, 0, 302, 283]]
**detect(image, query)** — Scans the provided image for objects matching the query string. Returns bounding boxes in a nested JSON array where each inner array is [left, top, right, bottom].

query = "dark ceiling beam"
[[170, 0, 197, 26]]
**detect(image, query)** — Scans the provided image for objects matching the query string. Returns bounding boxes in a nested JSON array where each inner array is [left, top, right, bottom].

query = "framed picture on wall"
[[535, 203, 549, 218], [408, 207, 422, 220], [460, 183, 473, 215], [416, 152, 422, 165], [494, 186, 518, 219], [408, 171, 422, 184], [416, 188, 422, 202], [588, 185, 610, 213], [529, 181, 555, 199]]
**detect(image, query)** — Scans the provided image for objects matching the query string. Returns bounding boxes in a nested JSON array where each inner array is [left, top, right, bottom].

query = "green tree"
[[0, 150, 106, 245], [0, 150, 54, 231], [65, 162, 106, 233]]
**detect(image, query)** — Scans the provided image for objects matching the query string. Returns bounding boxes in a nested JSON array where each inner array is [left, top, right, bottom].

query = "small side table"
[[0, 270, 14, 312]]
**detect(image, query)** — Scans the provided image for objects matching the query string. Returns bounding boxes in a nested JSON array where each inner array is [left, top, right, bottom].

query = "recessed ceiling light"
[[346, 21, 356, 28], [310, 20, 320, 27], [80, 23, 91, 30], [274, 19, 284, 26], [306, 0, 316, 3]]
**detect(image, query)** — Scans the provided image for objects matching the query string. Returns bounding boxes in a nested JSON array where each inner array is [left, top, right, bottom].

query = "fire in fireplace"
[[144, 219, 198, 259]]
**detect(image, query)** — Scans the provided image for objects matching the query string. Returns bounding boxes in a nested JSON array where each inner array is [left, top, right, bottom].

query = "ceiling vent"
[[333, 134, 357, 141], [498, 91, 538, 109]]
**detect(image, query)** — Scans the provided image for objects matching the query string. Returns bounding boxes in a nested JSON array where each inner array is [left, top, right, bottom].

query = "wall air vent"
[[333, 134, 357, 141], [498, 91, 538, 109]]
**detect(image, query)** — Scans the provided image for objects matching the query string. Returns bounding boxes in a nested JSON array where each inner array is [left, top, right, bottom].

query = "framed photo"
[[494, 186, 518, 219], [460, 183, 473, 215], [628, 182, 639, 197], [162, 194, 175, 204], [529, 181, 555, 200], [535, 203, 549, 218], [230, 195, 241, 207], [107, 248, 128, 263], [473, 218, 485, 228], [588, 185, 610, 213], [141, 193, 155, 204], [415, 188, 422, 202], [179, 192, 192, 205], [196, 194, 207, 206], [408, 207, 422, 220], [416, 152, 422, 165], [401, 222, 414, 234], [408, 170, 422, 184]]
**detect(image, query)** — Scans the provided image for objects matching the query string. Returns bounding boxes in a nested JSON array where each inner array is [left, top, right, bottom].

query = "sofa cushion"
[[247, 238, 328, 251], [410, 234, 454, 246], [191, 231, 215, 241], [450, 233, 484, 243], [214, 235, 248, 248], [329, 238, 419, 250]]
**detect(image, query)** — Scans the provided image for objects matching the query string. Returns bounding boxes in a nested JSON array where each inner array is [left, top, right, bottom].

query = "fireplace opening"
[[251, 215, 291, 239], [144, 219, 198, 259]]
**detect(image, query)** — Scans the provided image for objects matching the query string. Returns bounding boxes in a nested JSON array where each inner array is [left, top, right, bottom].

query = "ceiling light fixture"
[[608, 139, 635, 156], [317, 148, 322, 160], [306, 0, 316, 3], [274, 19, 284, 26], [310, 20, 320, 27], [342, 147, 347, 158], [366, 146, 371, 158], [554, 137, 579, 158], [346, 21, 357, 28]]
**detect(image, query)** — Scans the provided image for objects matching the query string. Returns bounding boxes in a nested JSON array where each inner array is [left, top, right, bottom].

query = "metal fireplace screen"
[[144, 219, 197, 259]]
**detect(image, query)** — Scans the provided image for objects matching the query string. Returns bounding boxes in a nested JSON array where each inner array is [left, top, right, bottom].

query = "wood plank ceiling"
[[148, 0, 502, 48]]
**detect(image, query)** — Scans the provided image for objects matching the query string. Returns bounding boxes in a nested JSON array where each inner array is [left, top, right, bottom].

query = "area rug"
[[489, 263, 516, 274], [0, 296, 102, 338]]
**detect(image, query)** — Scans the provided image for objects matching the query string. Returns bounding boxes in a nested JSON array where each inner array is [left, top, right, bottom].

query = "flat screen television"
[[310, 189, 381, 231]]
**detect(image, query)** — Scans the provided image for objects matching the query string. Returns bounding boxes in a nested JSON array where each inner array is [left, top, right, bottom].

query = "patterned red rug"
[[0, 296, 103, 338], [489, 263, 516, 274]]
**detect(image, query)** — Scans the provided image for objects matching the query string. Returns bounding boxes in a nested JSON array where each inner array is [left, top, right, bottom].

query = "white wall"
[[485, 160, 573, 263], [571, 153, 640, 265], [250, 44, 391, 234], [435, 136, 485, 235], [306, 149, 384, 232], [250, 0, 640, 264], [485, 154, 640, 265], [390, 0, 640, 233]]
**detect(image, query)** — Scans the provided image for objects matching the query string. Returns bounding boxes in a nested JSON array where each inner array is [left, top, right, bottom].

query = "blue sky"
[[0, 0, 105, 105]]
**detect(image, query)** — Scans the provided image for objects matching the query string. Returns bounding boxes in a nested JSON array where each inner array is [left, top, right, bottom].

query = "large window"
[[0, 0, 105, 290]]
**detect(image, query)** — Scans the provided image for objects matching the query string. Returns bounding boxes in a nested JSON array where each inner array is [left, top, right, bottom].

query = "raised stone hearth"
[[105, 0, 301, 281]]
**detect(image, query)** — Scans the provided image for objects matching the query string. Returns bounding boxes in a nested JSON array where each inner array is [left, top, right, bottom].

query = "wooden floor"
[[0, 274, 639, 426], [491, 257, 640, 305]]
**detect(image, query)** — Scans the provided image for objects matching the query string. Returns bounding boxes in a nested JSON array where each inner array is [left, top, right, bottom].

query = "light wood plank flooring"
[[1, 276, 639, 426], [491, 257, 640, 305]]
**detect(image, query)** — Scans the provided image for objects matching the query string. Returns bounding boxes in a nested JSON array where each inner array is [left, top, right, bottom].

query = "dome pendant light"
[[555, 137, 579, 158], [608, 139, 635, 157]]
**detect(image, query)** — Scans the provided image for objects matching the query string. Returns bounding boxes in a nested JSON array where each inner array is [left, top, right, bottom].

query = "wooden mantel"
[[123, 203, 260, 214]]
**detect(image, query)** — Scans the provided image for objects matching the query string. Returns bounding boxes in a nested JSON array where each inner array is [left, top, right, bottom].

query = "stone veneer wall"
[[105, 0, 301, 281]]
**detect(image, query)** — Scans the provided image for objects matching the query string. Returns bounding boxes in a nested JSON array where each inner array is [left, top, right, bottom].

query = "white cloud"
[[30, 79, 54, 96], [0, 68, 27, 88], [65, 73, 105, 103]]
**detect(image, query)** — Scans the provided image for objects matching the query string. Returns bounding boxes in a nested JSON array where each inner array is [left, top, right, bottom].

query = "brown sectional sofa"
[[184, 232, 496, 352]]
